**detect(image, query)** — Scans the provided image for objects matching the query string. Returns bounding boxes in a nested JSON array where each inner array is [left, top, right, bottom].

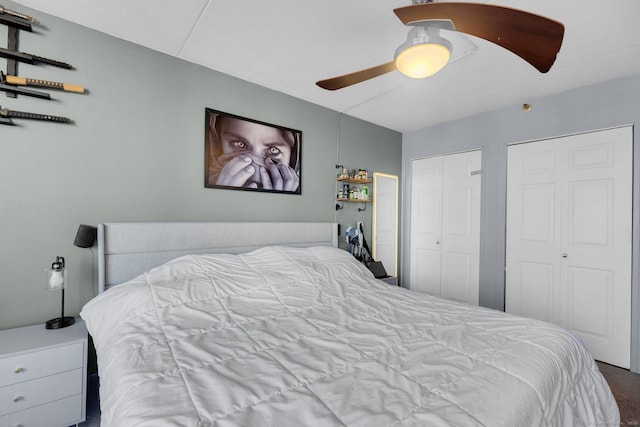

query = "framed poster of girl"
[[205, 108, 301, 194]]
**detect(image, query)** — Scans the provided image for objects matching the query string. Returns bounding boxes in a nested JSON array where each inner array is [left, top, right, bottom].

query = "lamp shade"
[[74, 224, 97, 248], [395, 26, 452, 78], [45, 258, 66, 291]]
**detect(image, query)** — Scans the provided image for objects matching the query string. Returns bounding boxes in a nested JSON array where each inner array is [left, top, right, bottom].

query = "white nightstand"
[[0, 320, 87, 427]]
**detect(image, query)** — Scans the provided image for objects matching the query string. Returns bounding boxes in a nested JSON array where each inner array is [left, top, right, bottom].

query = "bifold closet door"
[[506, 126, 632, 368], [410, 150, 481, 305]]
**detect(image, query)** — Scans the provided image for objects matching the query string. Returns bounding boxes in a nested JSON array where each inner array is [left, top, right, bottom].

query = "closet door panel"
[[441, 151, 481, 305], [568, 180, 611, 246], [567, 266, 611, 338], [515, 261, 556, 322], [562, 127, 632, 368], [410, 157, 443, 294], [414, 248, 444, 295], [440, 251, 472, 303], [506, 140, 563, 323], [507, 126, 632, 368], [520, 183, 556, 244]]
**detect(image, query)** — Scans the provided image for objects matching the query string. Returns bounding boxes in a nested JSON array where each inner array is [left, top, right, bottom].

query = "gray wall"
[[401, 74, 640, 372], [0, 1, 401, 330]]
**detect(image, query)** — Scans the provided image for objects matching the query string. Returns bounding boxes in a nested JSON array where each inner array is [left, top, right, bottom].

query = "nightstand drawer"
[[0, 368, 83, 416], [0, 393, 82, 427], [0, 342, 83, 387]]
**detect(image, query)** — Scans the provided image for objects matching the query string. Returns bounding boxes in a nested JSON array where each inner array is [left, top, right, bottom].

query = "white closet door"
[[506, 126, 632, 368], [440, 151, 482, 305], [410, 150, 481, 305], [410, 156, 443, 296], [505, 140, 564, 324]]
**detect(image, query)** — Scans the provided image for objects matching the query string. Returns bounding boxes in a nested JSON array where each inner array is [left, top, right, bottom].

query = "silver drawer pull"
[[14, 367, 24, 374], [13, 395, 23, 403]]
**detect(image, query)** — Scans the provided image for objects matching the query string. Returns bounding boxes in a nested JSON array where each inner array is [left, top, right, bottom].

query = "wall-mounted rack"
[[1, 5, 82, 126], [335, 165, 373, 212], [6, 25, 19, 98]]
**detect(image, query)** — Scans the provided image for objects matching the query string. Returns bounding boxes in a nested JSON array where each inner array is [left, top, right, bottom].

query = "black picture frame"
[[205, 108, 302, 195]]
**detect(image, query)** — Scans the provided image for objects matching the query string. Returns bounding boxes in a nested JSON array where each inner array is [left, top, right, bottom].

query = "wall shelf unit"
[[335, 173, 372, 212]]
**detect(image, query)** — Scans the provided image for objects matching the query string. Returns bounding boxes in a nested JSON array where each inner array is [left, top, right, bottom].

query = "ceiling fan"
[[316, 0, 565, 91]]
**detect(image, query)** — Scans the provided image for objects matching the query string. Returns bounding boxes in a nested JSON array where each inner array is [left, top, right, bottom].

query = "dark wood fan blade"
[[316, 61, 397, 90], [394, 3, 564, 73]]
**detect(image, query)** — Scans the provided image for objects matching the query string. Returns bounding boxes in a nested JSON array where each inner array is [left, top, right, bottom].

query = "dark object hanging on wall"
[[0, 46, 73, 69], [1, 3, 39, 100], [5, 24, 18, 98], [0, 4, 39, 24], [0, 72, 50, 99], [74, 225, 97, 248], [0, 13, 32, 31], [0, 82, 50, 99], [0, 105, 70, 123], [4, 72, 85, 93]]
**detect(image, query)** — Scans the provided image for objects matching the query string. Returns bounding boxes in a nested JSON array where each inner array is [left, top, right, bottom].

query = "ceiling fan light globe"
[[395, 43, 451, 78]]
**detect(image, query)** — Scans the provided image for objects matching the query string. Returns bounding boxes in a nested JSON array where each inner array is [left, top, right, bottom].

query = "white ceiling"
[[10, 0, 640, 133]]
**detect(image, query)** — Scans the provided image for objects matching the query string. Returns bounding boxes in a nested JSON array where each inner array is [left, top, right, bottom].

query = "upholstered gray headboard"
[[98, 222, 339, 293]]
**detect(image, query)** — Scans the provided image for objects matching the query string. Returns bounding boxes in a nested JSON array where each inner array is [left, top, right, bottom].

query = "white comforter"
[[81, 246, 619, 427]]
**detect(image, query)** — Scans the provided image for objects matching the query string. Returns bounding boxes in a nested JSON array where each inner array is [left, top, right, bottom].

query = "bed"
[[80, 222, 619, 426]]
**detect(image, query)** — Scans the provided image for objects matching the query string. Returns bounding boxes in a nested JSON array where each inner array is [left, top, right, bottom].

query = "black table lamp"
[[45, 256, 75, 329]]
